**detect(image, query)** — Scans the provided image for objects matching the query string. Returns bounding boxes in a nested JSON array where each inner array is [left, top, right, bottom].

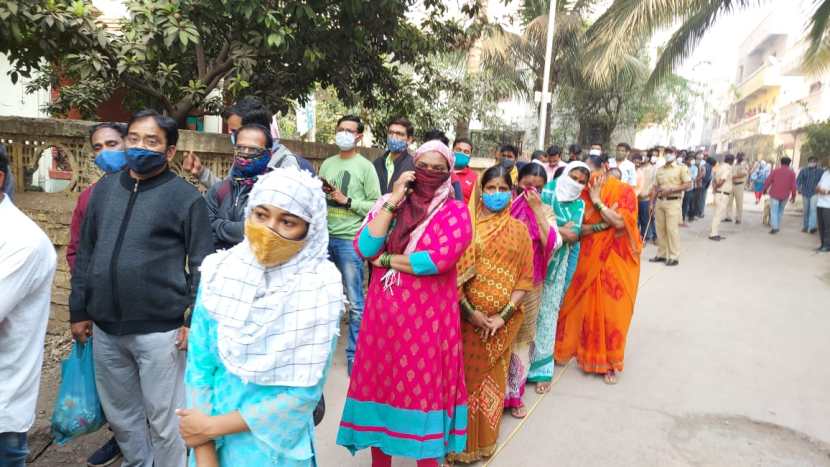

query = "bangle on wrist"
[[498, 302, 516, 321], [380, 253, 392, 268], [382, 201, 397, 214], [460, 297, 475, 319]]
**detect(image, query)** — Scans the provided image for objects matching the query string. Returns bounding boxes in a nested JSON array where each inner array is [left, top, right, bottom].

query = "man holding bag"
[[69, 110, 214, 467], [0, 145, 57, 467]]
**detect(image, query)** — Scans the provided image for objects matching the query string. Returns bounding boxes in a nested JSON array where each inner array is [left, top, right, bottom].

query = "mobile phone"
[[320, 177, 334, 193]]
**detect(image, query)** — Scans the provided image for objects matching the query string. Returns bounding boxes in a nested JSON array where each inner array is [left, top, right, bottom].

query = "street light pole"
[[537, 0, 557, 150]]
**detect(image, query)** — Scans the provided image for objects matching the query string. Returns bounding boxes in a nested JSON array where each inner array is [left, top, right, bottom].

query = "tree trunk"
[[170, 97, 196, 129], [577, 119, 615, 148]]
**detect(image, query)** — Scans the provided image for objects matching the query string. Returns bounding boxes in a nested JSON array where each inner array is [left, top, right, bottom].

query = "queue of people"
[[44, 100, 830, 467], [4, 96, 829, 466]]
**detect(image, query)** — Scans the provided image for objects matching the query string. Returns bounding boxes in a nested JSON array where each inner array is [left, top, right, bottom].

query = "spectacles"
[[234, 145, 266, 158], [126, 134, 162, 147], [415, 161, 449, 173]]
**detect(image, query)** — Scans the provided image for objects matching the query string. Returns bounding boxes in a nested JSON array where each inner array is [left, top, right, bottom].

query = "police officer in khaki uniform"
[[649, 149, 691, 266], [709, 154, 735, 241], [725, 152, 749, 224]]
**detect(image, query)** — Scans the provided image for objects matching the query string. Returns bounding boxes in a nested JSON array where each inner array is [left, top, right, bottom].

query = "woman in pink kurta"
[[337, 141, 473, 466]]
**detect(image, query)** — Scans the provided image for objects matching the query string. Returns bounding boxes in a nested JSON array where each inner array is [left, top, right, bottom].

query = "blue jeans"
[[637, 199, 655, 240], [802, 195, 818, 231], [328, 237, 365, 373], [770, 198, 788, 230], [0, 432, 28, 467]]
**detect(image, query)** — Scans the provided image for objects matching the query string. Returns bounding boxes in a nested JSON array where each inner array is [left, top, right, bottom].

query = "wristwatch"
[[345, 197, 352, 209]]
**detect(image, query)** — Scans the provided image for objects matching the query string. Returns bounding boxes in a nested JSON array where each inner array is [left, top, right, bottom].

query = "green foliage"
[[368, 54, 511, 142], [802, 120, 830, 165], [2, 0, 468, 125]]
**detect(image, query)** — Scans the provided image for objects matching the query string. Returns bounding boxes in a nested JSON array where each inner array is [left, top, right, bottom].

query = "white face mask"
[[665, 154, 676, 163], [691, 160, 697, 166], [589, 148, 601, 156], [650, 156, 657, 164], [335, 131, 356, 151], [556, 173, 586, 202]]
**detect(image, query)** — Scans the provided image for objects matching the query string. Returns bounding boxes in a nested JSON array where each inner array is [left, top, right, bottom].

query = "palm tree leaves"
[[804, 0, 830, 73], [646, 0, 754, 90], [585, 0, 830, 88]]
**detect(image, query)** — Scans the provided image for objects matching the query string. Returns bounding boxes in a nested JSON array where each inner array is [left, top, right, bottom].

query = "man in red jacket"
[[762, 156, 798, 234], [66, 122, 127, 467]]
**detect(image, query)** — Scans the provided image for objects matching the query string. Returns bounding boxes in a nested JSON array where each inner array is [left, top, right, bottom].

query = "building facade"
[[709, 3, 827, 169]]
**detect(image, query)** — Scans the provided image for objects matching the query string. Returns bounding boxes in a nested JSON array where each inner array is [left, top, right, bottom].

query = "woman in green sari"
[[528, 161, 590, 393]]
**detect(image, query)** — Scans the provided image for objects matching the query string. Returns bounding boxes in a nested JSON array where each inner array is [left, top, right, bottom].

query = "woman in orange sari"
[[450, 166, 534, 463], [555, 155, 642, 384]]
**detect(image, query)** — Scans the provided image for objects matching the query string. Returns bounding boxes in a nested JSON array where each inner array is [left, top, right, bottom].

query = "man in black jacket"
[[69, 110, 213, 467], [373, 116, 415, 194], [205, 123, 273, 250]]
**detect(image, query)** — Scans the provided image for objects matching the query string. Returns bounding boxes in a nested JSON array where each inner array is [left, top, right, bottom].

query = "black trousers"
[[819, 206, 830, 247]]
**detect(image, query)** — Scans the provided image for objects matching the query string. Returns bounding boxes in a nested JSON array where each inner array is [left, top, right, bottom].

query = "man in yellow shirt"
[[649, 149, 691, 266], [709, 154, 735, 241]]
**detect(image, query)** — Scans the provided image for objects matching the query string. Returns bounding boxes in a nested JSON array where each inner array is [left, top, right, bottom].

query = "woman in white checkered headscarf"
[[178, 167, 344, 467]]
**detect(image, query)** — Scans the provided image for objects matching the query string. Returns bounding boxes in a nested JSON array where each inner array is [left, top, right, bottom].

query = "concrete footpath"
[[31, 200, 830, 466], [315, 202, 830, 466]]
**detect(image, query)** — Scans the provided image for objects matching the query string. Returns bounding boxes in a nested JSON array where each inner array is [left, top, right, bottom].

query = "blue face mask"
[[500, 158, 516, 170], [94, 149, 127, 174], [387, 137, 408, 153], [231, 150, 271, 180], [125, 147, 168, 175], [454, 152, 470, 169], [482, 191, 511, 212]]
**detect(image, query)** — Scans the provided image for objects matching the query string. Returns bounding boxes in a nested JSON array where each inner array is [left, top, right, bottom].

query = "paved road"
[[33, 200, 830, 466], [315, 202, 830, 466]]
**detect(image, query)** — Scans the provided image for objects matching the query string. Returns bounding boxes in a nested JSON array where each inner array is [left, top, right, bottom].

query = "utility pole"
[[537, 0, 557, 150]]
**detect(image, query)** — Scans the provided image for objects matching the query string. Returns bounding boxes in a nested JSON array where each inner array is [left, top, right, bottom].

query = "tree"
[[0, 0, 465, 124], [358, 50, 510, 144], [802, 120, 830, 166], [476, 0, 647, 148], [582, 0, 830, 89]]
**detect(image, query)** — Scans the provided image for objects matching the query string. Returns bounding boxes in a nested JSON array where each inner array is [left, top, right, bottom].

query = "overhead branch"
[[122, 74, 173, 112]]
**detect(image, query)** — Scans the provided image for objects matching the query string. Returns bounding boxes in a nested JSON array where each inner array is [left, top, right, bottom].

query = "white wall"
[[0, 54, 50, 118]]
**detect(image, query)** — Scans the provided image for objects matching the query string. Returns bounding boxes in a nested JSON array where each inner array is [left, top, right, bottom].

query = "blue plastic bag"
[[50, 339, 106, 445]]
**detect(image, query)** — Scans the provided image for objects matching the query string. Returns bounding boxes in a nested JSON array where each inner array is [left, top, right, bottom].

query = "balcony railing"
[[736, 63, 781, 101], [724, 112, 774, 141], [775, 90, 830, 132]]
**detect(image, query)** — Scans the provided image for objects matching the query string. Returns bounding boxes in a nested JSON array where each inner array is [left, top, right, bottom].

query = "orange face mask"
[[244, 219, 306, 267]]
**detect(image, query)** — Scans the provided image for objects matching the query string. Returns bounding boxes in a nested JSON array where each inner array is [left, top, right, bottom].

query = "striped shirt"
[[797, 166, 825, 198]]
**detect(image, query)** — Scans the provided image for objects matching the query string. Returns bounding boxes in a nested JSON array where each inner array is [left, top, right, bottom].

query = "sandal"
[[510, 404, 528, 419], [603, 371, 618, 385], [535, 382, 551, 394]]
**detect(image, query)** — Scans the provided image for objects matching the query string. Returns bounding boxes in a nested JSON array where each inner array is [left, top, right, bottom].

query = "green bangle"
[[380, 253, 392, 268], [498, 302, 516, 321], [460, 297, 474, 318], [382, 201, 397, 214]]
